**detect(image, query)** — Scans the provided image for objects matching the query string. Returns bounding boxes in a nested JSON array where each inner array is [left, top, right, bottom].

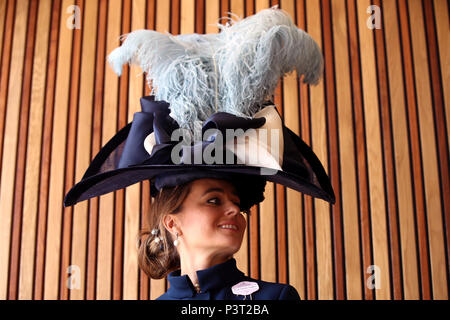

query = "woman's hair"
[[138, 182, 192, 279]]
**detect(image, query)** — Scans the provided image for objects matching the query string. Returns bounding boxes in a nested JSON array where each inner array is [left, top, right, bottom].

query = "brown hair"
[[137, 182, 192, 279]]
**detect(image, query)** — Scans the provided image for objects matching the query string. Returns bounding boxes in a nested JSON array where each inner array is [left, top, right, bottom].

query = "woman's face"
[[170, 178, 246, 257]]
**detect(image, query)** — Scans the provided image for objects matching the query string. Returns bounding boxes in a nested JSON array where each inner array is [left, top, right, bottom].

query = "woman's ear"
[[162, 214, 180, 236]]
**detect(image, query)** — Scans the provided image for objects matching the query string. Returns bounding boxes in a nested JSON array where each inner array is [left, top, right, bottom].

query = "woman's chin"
[[217, 240, 242, 253]]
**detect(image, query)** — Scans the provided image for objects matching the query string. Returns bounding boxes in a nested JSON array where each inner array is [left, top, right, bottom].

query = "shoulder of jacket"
[[155, 291, 170, 300]]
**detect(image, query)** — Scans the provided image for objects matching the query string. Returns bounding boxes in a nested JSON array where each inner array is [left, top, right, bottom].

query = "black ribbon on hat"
[[118, 96, 269, 169]]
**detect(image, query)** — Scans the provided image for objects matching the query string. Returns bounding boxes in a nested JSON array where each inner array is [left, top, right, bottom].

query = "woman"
[[139, 177, 301, 300], [64, 7, 335, 301]]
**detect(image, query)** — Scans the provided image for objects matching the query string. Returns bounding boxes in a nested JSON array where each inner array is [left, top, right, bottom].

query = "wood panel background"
[[0, 0, 448, 300]]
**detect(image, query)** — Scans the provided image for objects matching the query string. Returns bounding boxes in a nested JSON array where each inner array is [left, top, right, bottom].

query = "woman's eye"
[[207, 197, 220, 204], [207, 197, 240, 207]]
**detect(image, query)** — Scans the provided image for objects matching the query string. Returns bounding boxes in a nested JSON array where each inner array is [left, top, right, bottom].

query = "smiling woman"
[[138, 178, 301, 300], [63, 7, 335, 301]]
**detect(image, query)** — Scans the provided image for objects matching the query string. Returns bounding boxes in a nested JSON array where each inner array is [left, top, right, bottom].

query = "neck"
[[179, 250, 232, 290]]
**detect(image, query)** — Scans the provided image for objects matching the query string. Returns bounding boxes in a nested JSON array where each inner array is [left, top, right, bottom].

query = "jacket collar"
[[166, 258, 245, 299]]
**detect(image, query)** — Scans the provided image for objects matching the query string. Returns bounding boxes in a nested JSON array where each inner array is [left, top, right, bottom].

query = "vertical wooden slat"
[[357, 0, 391, 299], [330, 0, 362, 300], [0, 0, 15, 184], [397, 0, 432, 300], [259, 0, 279, 275], [227, 0, 249, 277], [346, 0, 374, 300], [310, 0, 330, 300], [34, 0, 62, 300], [247, 0, 255, 15], [9, 0, 38, 300], [19, 0, 52, 300], [274, 83, 288, 286], [302, 99, 316, 300], [271, 0, 287, 288], [408, 0, 448, 300], [321, 0, 345, 300], [281, 0, 302, 292], [304, 1, 318, 301], [171, 0, 181, 35], [275, 100, 288, 285], [282, 0, 307, 300], [195, 0, 204, 33], [138, 0, 157, 301], [261, 0, 272, 10], [112, 0, 131, 300], [383, 0, 419, 300], [244, 0, 259, 285], [245, 0, 254, 16], [433, 0, 450, 150], [44, 0, 75, 299], [255, 0, 276, 286], [219, 0, 228, 27], [295, 0, 310, 300], [299, 0, 315, 299], [372, 0, 403, 300], [96, 0, 121, 300], [0, 0, 7, 62], [382, 0, 419, 299], [156, 0, 170, 32], [180, 0, 195, 34], [85, 0, 107, 301], [122, 0, 146, 300], [245, 0, 257, 278], [113, 188, 125, 300], [205, 0, 219, 34], [260, 181, 277, 283], [423, 0, 450, 289], [307, 0, 333, 300], [244, 0, 258, 281], [230, 0, 245, 19], [69, 0, 98, 300], [249, 206, 260, 280], [0, 0, 29, 300], [433, 0, 450, 292], [60, 0, 83, 301], [147, 0, 171, 301]]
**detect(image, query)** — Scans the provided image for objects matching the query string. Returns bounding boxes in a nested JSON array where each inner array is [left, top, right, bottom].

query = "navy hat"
[[63, 96, 335, 211]]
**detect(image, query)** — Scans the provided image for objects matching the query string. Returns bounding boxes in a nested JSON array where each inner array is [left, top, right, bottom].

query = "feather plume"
[[107, 6, 323, 141]]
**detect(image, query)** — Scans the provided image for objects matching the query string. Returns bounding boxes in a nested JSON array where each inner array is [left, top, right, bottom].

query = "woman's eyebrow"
[[202, 187, 239, 198]]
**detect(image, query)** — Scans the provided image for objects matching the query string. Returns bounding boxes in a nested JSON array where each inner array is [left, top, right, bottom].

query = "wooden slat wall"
[[0, 0, 448, 300]]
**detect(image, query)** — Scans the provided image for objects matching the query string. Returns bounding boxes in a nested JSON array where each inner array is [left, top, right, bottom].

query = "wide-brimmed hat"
[[63, 7, 335, 210], [64, 96, 335, 210]]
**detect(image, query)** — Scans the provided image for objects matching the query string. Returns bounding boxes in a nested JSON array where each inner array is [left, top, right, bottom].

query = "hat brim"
[[64, 162, 334, 207]]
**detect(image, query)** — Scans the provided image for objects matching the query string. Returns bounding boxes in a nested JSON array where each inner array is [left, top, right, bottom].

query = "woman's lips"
[[218, 221, 239, 231]]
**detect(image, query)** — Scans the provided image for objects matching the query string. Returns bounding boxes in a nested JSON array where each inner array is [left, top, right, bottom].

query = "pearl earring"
[[173, 232, 179, 247]]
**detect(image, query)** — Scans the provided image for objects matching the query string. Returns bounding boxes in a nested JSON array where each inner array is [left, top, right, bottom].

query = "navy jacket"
[[156, 258, 301, 300]]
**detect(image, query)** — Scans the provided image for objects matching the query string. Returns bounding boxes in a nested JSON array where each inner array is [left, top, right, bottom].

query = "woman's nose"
[[224, 199, 240, 215]]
